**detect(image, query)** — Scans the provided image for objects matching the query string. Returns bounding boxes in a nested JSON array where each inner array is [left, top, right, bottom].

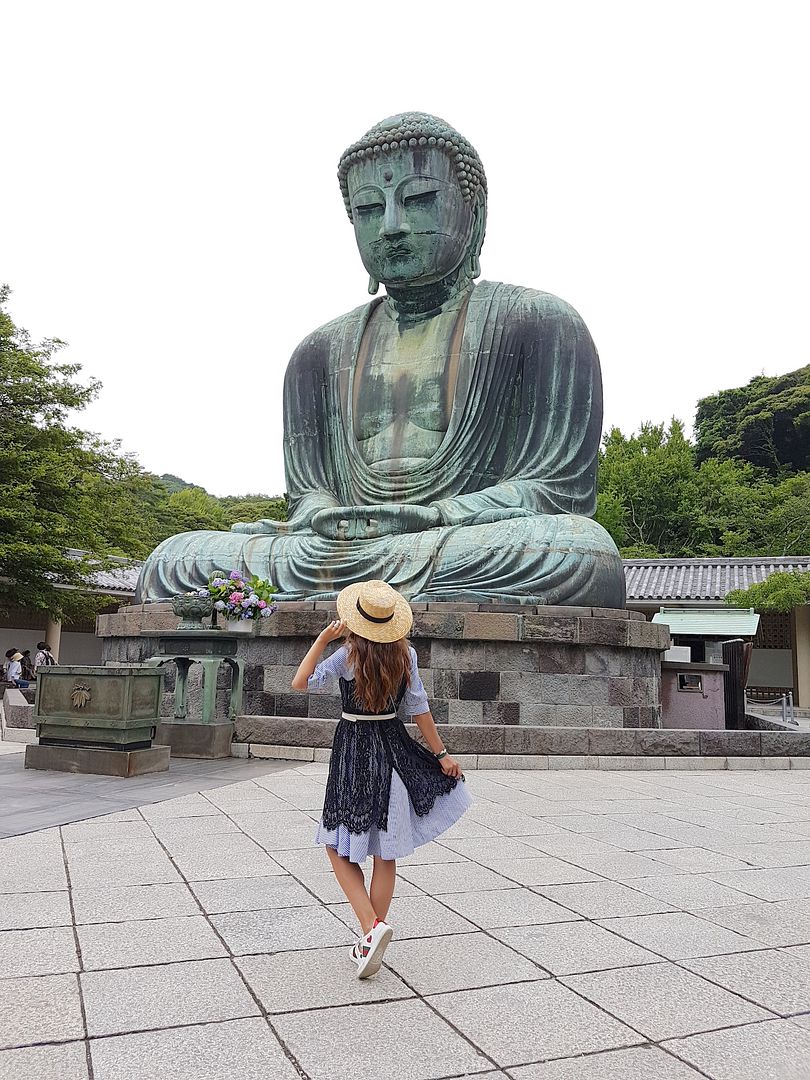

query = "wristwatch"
[[435, 749, 448, 760]]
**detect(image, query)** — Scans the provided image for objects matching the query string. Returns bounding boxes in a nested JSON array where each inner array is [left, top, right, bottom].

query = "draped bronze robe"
[[136, 281, 625, 606]]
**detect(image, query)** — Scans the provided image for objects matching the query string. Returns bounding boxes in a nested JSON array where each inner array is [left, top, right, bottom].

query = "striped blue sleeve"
[[307, 645, 350, 692], [402, 647, 430, 716]]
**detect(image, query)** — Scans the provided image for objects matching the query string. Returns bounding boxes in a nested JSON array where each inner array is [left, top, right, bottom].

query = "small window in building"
[[678, 673, 703, 693]]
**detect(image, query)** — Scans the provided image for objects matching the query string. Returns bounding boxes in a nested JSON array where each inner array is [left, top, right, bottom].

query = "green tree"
[[163, 487, 227, 532], [158, 473, 196, 494], [695, 364, 810, 473], [0, 286, 146, 617], [595, 420, 696, 555], [219, 494, 288, 527], [727, 571, 810, 614]]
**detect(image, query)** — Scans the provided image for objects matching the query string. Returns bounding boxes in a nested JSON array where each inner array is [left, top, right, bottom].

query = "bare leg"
[[325, 847, 376, 934], [370, 857, 396, 922]]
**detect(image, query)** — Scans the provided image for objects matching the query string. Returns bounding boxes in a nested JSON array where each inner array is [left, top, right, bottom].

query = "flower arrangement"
[[198, 570, 278, 622]]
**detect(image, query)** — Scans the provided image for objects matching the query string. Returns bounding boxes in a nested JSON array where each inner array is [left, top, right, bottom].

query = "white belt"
[[341, 712, 396, 722]]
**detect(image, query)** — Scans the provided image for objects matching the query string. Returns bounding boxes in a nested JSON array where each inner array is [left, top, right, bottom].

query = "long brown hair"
[[346, 633, 411, 713]]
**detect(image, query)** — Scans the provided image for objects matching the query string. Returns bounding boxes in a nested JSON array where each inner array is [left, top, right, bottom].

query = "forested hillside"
[[596, 366, 810, 558]]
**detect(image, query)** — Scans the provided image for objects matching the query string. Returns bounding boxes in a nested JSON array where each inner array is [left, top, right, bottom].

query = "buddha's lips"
[[381, 243, 414, 259]]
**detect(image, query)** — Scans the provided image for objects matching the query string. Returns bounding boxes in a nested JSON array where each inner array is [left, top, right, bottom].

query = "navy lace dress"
[[310, 645, 472, 863]]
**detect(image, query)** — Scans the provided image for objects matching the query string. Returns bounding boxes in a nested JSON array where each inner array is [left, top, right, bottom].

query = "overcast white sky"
[[3, 1, 808, 496]]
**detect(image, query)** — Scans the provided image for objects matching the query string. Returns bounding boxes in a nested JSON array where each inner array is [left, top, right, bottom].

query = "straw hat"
[[10, 652, 23, 662], [336, 580, 413, 643]]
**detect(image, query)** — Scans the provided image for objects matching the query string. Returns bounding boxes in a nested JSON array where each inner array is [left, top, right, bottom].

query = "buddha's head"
[[338, 113, 487, 291]]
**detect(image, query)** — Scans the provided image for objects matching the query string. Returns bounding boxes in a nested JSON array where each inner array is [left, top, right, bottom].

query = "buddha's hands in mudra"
[[311, 504, 442, 540], [468, 508, 535, 524]]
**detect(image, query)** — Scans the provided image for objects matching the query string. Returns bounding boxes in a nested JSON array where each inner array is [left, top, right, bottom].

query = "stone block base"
[[2, 688, 35, 729], [234, 718, 810, 759], [98, 604, 668, 730], [235, 745, 808, 771], [156, 721, 234, 759], [24, 743, 170, 776]]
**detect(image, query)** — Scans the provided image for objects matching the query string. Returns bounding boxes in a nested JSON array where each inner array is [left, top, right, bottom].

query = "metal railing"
[[745, 689, 796, 726]]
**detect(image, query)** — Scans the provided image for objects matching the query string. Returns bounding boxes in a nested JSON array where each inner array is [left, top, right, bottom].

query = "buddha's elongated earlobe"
[[468, 193, 486, 280], [368, 275, 380, 295]]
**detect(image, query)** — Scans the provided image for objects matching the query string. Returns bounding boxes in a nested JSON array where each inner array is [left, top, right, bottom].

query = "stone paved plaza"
[[4, 762, 810, 1079]]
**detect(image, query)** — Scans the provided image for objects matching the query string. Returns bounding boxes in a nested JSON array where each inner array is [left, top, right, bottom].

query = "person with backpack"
[[34, 642, 56, 672]]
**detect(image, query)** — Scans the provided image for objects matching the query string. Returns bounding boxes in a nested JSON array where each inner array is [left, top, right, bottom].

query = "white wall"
[[59, 632, 103, 665], [1, 627, 101, 667]]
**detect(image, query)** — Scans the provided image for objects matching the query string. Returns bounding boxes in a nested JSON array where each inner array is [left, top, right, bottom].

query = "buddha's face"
[[347, 147, 476, 287]]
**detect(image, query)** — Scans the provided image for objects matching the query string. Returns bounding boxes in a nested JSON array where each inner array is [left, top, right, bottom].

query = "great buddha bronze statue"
[[136, 113, 625, 607]]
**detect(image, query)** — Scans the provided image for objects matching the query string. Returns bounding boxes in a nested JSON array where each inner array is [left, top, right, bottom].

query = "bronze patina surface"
[[137, 112, 624, 607], [34, 665, 163, 751]]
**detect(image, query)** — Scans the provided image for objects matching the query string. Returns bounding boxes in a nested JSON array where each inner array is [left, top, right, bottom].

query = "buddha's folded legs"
[[422, 514, 625, 607], [136, 514, 624, 608]]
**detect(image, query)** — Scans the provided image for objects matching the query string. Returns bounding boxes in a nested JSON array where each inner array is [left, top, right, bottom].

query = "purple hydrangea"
[[228, 570, 242, 581]]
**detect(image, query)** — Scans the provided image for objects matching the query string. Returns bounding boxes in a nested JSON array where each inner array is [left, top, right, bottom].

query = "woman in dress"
[[291, 579, 472, 978]]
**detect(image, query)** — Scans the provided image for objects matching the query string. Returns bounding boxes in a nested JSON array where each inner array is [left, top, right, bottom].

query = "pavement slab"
[[0, 926, 79, 977], [76, 913, 227, 969], [80, 958, 260, 1036], [328, 893, 479, 938], [4, 762, 810, 1078], [0, 1042, 89, 1080], [70, 882, 200, 925], [382, 930, 546, 993], [427, 980, 643, 1067], [662, 1019, 810, 1080], [683, 948, 810, 1016], [561, 960, 771, 1040], [88, 1018, 299, 1080], [236, 946, 414, 1012], [492, 919, 660, 975], [273, 997, 489, 1080], [596, 911, 765, 960], [0, 889, 72, 930], [437, 886, 579, 928], [531, 880, 675, 919], [509, 1045, 709, 1078], [189, 874, 320, 914], [0, 973, 84, 1049]]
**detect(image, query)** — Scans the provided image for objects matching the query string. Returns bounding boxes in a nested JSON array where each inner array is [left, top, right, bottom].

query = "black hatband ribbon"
[[356, 598, 395, 624]]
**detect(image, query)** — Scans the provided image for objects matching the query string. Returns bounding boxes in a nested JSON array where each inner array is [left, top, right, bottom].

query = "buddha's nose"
[[379, 199, 411, 239]]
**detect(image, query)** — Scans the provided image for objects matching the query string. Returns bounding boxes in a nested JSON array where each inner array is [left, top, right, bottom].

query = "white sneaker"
[[356, 919, 393, 979]]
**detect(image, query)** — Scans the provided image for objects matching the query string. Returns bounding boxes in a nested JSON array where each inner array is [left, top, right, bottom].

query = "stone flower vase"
[[171, 594, 214, 631]]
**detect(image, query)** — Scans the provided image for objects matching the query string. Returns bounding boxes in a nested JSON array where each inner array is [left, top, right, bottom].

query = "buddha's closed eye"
[[404, 191, 438, 207]]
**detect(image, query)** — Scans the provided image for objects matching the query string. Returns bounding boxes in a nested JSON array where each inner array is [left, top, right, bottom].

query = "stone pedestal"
[[97, 602, 669, 734], [25, 743, 170, 776], [156, 721, 234, 759]]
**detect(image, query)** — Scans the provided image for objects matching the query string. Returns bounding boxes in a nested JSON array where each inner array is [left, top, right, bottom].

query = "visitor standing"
[[20, 650, 35, 681], [34, 642, 56, 672], [291, 580, 471, 979]]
